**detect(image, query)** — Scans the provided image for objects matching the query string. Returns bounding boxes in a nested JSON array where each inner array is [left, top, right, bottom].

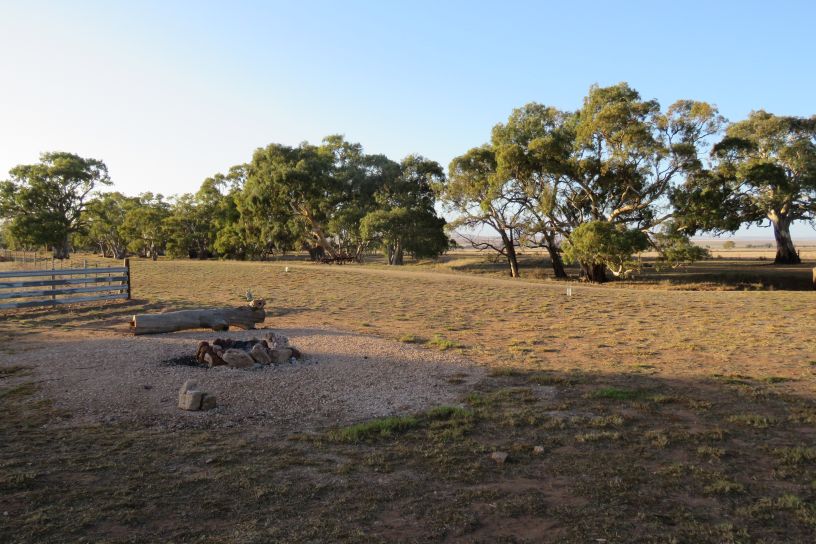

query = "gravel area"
[[6, 326, 483, 433]]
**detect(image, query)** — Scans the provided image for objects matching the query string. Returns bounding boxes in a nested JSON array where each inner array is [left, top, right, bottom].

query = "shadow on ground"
[[2, 361, 816, 543]]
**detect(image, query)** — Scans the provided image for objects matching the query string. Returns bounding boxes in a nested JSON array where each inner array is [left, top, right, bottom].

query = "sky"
[[1, 0, 815, 238]]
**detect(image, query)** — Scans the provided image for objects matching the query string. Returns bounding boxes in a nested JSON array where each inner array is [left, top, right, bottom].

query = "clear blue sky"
[[1, 0, 814, 237]]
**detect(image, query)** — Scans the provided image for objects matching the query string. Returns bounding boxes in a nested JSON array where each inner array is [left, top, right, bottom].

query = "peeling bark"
[[770, 213, 801, 264]]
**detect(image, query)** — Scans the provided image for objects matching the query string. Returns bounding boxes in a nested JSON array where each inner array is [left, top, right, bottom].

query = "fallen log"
[[131, 303, 266, 335]]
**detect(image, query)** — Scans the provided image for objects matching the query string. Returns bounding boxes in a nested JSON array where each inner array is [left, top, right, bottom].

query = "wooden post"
[[124, 258, 131, 300], [812, 267, 816, 290], [50, 258, 56, 304]]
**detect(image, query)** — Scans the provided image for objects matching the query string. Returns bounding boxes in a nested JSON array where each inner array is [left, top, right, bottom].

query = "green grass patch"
[[763, 376, 792, 384], [426, 405, 471, 420], [704, 478, 744, 495], [589, 387, 647, 401], [773, 447, 816, 465], [427, 334, 461, 351], [326, 415, 420, 443]]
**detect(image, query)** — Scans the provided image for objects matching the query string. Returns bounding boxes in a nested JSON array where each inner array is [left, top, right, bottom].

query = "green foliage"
[[80, 192, 137, 258], [0, 152, 111, 258], [440, 83, 724, 281], [122, 193, 170, 259], [562, 221, 649, 277], [674, 110, 816, 262], [652, 224, 710, 269], [360, 155, 448, 264]]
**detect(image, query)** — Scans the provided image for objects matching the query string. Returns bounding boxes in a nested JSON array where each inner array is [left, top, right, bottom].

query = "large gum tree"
[[676, 111, 816, 264], [0, 152, 110, 259], [493, 84, 722, 282], [443, 145, 525, 278]]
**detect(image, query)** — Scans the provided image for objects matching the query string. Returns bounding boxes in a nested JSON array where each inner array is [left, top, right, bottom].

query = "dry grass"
[[2, 257, 816, 542]]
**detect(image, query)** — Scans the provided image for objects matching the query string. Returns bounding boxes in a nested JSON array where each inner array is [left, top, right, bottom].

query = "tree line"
[[2, 83, 814, 282], [442, 83, 815, 281], [0, 137, 450, 264]]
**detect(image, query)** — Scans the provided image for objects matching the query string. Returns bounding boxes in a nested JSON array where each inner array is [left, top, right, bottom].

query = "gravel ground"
[[6, 326, 483, 433]]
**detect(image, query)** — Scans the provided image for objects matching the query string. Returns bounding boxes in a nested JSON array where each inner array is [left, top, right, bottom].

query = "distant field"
[[2, 258, 816, 542]]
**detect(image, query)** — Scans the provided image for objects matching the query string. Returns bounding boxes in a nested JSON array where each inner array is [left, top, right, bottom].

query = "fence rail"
[[0, 259, 131, 310]]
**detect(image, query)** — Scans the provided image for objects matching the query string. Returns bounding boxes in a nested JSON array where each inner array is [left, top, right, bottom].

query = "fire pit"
[[194, 332, 301, 369]]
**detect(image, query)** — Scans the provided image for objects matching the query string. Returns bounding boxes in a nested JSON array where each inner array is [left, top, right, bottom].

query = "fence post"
[[124, 258, 131, 300], [50, 258, 56, 305]]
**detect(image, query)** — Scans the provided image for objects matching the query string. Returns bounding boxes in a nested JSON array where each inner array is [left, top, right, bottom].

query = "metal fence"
[[0, 259, 131, 310]]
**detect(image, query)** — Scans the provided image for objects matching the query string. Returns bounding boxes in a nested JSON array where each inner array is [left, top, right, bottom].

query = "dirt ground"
[[7, 326, 480, 431], [2, 258, 816, 543]]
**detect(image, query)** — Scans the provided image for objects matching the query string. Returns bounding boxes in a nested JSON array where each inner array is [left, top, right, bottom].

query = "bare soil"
[[8, 326, 481, 432]]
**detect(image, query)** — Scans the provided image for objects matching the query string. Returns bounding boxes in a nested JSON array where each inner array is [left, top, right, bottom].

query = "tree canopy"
[[0, 152, 110, 258], [441, 83, 723, 281], [674, 110, 816, 264]]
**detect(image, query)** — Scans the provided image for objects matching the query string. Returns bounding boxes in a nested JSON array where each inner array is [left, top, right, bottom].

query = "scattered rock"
[[177, 380, 216, 411], [264, 332, 289, 348], [250, 343, 272, 364], [490, 451, 509, 465], [179, 390, 204, 411], [222, 349, 255, 369], [533, 445, 545, 455], [200, 394, 217, 411], [270, 348, 293, 364], [143, 384, 152, 390], [178, 380, 197, 405]]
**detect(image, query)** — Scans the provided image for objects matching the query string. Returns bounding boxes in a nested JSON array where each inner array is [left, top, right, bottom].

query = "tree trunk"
[[52, 236, 70, 259], [307, 219, 337, 259], [770, 214, 800, 264], [581, 262, 607, 283], [500, 232, 520, 278], [131, 305, 266, 335], [548, 247, 567, 278], [391, 241, 404, 265], [543, 232, 567, 278]]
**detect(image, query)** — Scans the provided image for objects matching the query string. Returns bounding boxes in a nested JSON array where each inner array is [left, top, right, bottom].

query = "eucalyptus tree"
[[245, 138, 342, 257], [361, 155, 448, 264], [487, 84, 722, 282], [82, 192, 138, 258], [443, 145, 524, 277], [491, 104, 574, 278], [329, 147, 399, 259], [0, 152, 110, 258], [122, 193, 170, 260], [674, 111, 816, 264]]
